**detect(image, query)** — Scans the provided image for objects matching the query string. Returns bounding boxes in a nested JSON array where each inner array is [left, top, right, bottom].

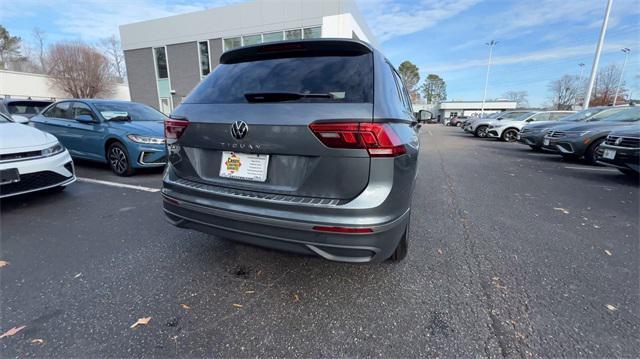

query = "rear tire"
[[584, 138, 605, 165], [475, 125, 488, 138], [388, 219, 409, 262]]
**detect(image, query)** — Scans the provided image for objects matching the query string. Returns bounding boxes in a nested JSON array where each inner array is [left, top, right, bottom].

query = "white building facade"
[[119, 0, 376, 113]]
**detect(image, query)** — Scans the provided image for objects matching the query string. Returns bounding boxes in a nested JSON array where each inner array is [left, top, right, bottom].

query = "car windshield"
[[588, 107, 631, 121], [185, 54, 374, 104], [558, 108, 607, 122], [94, 102, 167, 121], [599, 107, 640, 122], [7, 101, 51, 116], [500, 111, 533, 120]]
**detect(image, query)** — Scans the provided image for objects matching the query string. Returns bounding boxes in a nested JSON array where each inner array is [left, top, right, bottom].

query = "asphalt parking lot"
[[1, 125, 638, 357]]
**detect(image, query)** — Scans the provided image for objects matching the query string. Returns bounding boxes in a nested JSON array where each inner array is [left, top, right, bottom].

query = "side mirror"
[[525, 118, 534, 122], [10, 115, 30, 124], [75, 114, 95, 123], [417, 110, 433, 122]]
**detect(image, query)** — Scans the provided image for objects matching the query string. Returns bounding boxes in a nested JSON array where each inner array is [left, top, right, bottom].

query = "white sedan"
[[486, 111, 576, 142], [0, 112, 75, 198]]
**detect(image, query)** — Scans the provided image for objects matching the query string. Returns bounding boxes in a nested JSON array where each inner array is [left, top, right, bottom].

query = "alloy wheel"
[[503, 129, 518, 142], [109, 147, 128, 174]]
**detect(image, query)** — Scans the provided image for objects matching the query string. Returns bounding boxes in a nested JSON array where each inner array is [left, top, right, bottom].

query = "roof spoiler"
[[220, 39, 373, 64]]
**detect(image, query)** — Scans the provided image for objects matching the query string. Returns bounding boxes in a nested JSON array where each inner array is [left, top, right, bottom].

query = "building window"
[[223, 37, 242, 51], [243, 34, 262, 46], [198, 41, 210, 77], [285, 29, 302, 40], [263, 31, 284, 43], [154, 47, 168, 79], [303, 26, 322, 39]]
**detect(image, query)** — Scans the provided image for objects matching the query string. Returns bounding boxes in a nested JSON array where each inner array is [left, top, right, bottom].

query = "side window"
[[43, 102, 73, 119], [73, 102, 96, 120], [392, 67, 413, 113], [531, 113, 550, 122], [388, 64, 409, 111], [550, 112, 568, 120]]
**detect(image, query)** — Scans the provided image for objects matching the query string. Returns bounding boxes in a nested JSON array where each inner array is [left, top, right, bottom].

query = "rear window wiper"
[[244, 92, 337, 103]]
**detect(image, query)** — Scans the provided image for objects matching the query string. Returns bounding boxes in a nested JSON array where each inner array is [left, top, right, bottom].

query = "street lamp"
[[613, 48, 631, 105], [480, 40, 498, 116], [576, 63, 586, 106], [583, 0, 613, 109]]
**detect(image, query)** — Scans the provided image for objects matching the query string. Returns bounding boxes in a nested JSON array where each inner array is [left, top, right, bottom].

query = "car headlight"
[[127, 134, 165, 144], [42, 142, 65, 157]]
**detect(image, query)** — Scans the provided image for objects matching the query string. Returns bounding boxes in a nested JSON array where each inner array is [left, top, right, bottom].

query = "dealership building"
[[119, 0, 376, 114]]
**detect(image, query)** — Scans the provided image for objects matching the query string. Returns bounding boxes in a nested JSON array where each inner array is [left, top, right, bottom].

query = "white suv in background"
[[486, 111, 575, 142], [465, 110, 533, 138]]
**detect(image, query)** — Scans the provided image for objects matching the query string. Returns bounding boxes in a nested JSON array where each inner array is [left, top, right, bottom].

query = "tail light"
[[309, 122, 407, 157], [165, 116, 189, 143]]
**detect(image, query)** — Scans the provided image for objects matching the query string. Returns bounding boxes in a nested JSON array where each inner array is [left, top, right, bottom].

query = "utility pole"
[[583, 0, 613, 109], [612, 48, 631, 105], [480, 40, 497, 116]]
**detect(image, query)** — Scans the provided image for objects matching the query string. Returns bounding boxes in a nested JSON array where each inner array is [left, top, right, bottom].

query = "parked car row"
[[458, 106, 640, 176], [0, 98, 168, 199]]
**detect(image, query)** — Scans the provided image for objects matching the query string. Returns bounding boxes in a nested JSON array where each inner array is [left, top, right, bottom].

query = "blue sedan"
[[31, 99, 167, 176]]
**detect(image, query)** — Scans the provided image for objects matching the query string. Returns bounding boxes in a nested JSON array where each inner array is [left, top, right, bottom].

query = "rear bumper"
[[161, 163, 411, 263]]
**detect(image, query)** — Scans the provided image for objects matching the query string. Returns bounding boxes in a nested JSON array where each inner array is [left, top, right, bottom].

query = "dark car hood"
[[606, 124, 640, 137], [550, 121, 635, 132], [110, 120, 164, 136]]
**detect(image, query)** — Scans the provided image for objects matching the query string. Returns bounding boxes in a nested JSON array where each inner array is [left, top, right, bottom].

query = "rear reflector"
[[165, 117, 189, 143], [312, 226, 373, 234], [309, 122, 406, 157]]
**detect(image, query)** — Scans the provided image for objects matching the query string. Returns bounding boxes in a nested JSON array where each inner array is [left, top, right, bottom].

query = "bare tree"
[[548, 75, 578, 110], [502, 90, 529, 108], [32, 27, 47, 73], [99, 35, 126, 81], [47, 41, 115, 98], [590, 63, 627, 106]]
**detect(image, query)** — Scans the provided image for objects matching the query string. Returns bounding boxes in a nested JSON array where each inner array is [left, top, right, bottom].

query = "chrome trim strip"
[[138, 152, 167, 166], [163, 192, 409, 233]]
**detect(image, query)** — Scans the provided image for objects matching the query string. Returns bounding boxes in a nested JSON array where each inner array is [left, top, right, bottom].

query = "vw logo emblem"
[[614, 137, 623, 145], [231, 121, 248, 140]]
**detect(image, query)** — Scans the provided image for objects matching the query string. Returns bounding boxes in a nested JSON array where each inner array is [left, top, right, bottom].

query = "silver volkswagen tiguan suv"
[[162, 39, 423, 263]]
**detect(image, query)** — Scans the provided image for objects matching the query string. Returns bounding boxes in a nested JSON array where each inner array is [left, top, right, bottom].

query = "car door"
[[31, 101, 74, 140], [67, 102, 107, 161]]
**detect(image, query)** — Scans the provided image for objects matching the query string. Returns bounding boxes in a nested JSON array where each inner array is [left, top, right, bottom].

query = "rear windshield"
[[600, 107, 640, 122], [7, 101, 51, 116], [184, 54, 374, 104]]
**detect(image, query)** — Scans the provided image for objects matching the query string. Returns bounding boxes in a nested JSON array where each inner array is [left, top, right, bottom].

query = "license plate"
[[0, 168, 20, 185], [219, 151, 269, 182], [543, 138, 550, 146], [602, 149, 616, 160]]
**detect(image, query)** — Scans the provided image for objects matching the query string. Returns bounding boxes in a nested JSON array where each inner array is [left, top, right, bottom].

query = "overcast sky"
[[1, 0, 638, 106]]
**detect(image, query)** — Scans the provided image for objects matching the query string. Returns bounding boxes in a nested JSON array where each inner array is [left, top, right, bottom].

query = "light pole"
[[613, 48, 631, 105], [584, 0, 613, 109], [576, 63, 586, 106], [480, 40, 497, 116]]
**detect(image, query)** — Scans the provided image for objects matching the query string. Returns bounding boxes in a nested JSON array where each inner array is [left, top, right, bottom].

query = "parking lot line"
[[76, 177, 161, 193], [563, 166, 618, 172]]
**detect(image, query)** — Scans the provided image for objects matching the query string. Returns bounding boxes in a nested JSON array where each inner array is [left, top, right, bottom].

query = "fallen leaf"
[[180, 304, 191, 310], [553, 207, 570, 214], [232, 304, 243, 309], [256, 270, 263, 277], [130, 317, 152, 329], [0, 325, 26, 339], [515, 332, 526, 339], [73, 273, 82, 278], [437, 249, 443, 255], [244, 290, 255, 294], [606, 304, 617, 311], [604, 250, 612, 256], [293, 294, 300, 302], [0, 260, 8, 268], [31, 339, 44, 344]]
